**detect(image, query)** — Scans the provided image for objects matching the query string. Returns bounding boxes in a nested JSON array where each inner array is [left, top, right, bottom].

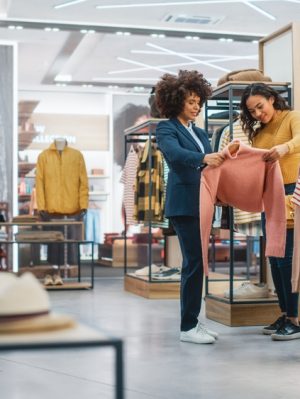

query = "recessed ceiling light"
[[55, 74, 72, 82]]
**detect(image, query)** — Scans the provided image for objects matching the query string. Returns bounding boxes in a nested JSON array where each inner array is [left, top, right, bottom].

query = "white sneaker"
[[180, 323, 215, 344], [197, 321, 219, 340], [224, 282, 268, 299]]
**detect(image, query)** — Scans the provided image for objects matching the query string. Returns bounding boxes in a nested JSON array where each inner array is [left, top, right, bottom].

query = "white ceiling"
[[0, 0, 300, 93]]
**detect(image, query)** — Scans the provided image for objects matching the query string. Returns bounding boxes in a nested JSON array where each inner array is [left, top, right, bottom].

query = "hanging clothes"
[[120, 145, 139, 225], [133, 139, 165, 222]]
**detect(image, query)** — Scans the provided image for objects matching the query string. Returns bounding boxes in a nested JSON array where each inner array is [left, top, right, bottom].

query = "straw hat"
[[0, 272, 76, 333]]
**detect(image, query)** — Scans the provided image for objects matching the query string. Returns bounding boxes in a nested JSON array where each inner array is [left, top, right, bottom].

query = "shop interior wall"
[[18, 89, 112, 242]]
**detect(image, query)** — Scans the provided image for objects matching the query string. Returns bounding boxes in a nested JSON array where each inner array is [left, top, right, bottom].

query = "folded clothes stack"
[[15, 230, 64, 241], [12, 215, 39, 223]]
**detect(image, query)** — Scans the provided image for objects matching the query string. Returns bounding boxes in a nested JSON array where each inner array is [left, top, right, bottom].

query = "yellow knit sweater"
[[253, 110, 300, 184]]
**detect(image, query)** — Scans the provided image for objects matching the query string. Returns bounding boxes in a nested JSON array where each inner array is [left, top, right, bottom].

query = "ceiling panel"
[[0, 0, 299, 92]]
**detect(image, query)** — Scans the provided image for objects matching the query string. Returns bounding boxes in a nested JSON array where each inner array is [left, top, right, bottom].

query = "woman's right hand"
[[203, 152, 225, 167]]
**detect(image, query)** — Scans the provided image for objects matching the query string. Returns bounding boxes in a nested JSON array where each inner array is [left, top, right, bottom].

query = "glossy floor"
[[1, 275, 299, 399]]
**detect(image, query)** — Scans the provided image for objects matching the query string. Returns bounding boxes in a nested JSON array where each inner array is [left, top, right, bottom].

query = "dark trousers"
[[169, 216, 203, 331], [262, 183, 299, 318]]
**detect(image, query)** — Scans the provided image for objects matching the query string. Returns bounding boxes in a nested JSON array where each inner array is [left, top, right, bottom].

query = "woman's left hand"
[[262, 144, 289, 162]]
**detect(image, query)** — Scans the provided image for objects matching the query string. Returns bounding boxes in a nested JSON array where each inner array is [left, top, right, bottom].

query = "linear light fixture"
[[242, 1, 276, 20], [146, 42, 230, 72], [54, 0, 89, 9]]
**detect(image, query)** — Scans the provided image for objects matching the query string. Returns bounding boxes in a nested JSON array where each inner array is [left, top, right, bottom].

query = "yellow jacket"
[[36, 143, 88, 214]]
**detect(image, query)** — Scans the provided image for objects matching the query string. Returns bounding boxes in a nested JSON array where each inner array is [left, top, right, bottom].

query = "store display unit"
[[0, 327, 124, 399], [0, 221, 95, 290], [123, 119, 180, 299], [204, 81, 291, 326]]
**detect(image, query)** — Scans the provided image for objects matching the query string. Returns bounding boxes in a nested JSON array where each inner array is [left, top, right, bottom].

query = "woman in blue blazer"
[[155, 70, 224, 344]]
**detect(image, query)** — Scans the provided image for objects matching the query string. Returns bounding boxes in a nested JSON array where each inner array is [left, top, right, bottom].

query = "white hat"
[[0, 272, 75, 333]]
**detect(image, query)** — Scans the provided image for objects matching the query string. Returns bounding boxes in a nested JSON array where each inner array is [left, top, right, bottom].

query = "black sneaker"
[[271, 319, 300, 341], [262, 315, 286, 335]]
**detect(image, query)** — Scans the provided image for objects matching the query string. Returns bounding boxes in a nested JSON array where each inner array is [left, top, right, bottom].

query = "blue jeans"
[[84, 209, 101, 243], [262, 183, 299, 317]]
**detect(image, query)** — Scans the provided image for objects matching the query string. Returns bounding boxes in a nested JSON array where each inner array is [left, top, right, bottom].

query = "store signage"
[[28, 113, 109, 151]]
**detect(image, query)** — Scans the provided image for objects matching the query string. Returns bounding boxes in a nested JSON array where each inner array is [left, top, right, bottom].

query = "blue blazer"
[[156, 118, 212, 217]]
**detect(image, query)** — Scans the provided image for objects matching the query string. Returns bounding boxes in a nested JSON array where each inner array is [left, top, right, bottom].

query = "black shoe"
[[262, 315, 286, 335], [271, 319, 300, 341]]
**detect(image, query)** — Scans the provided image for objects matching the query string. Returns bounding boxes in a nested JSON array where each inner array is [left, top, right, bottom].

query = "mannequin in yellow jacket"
[[36, 138, 88, 218]]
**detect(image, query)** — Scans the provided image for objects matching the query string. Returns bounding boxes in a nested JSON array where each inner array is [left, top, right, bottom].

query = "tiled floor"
[[1, 274, 299, 399]]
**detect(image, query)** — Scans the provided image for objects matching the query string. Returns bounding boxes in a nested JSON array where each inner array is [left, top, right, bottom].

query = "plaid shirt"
[[133, 140, 165, 222]]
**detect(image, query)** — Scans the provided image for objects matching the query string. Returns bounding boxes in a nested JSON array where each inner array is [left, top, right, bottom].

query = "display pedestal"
[[124, 274, 180, 299], [205, 295, 280, 326]]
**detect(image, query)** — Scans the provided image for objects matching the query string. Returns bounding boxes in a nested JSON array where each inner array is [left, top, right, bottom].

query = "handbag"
[[285, 194, 295, 228]]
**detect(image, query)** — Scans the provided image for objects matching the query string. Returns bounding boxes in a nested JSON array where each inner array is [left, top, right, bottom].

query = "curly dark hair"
[[240, 82, 290, 143], [155, 70, 212, 118]]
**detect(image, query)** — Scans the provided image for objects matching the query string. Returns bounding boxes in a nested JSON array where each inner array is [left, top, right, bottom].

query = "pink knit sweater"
[[200, 140, 286, 276]]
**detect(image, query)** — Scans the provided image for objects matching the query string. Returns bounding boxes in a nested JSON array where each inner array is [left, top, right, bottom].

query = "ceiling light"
[[54, 0, 88, 9], [55, 74, 72, 82], [44, 27, 60, 32], [82, 84, 94, 87], [252, 40, 258, 44], [185, 36, 192, 40]]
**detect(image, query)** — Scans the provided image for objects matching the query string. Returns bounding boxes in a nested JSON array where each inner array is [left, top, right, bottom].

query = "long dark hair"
[[240, 83, 290, 143]]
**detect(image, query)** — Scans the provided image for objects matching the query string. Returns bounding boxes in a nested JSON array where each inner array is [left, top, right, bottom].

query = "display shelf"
[[123, 118, 177, 299], [124, 274, 180, 299], [0, 221, 94, 290], [203, 81, 291, 326]]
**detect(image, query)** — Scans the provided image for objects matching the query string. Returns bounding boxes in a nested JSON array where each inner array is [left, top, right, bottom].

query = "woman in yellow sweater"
[[240, 82, 300, 341]]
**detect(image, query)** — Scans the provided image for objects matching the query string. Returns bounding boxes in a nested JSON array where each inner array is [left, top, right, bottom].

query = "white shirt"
[[185, 123, 205, 152]]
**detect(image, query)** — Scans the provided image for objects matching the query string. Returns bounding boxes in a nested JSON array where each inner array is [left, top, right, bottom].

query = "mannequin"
[[36, 138, 88, 216], [36, 139, 89, 273], [54, 137, 67, 152]]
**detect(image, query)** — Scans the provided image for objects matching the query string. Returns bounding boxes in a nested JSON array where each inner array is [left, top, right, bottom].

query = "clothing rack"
[[203, 81, 291, 326], [123, 118, 180, 298]]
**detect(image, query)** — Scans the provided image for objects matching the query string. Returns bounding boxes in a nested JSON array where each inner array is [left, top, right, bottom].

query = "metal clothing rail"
[[204, 81, 291, 304]]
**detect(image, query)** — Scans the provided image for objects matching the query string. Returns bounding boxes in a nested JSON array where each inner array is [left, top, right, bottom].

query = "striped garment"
[[120, 145, 139, 225], [292, 173, 300, 207]]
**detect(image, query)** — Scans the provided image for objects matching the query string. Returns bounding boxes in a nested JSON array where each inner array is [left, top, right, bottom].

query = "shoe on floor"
[[135, 264, 169, 276], [180, 323, 215, 344], [44, 274, 54, 286], [262, 315, 286, 335], [197, 321, 219, 340], [271, 319, 300, 341], [224, 282, 268, 299], [53, 274, 64, 286]]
